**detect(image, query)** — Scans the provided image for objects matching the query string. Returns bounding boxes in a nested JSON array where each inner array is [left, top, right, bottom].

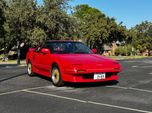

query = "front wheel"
[[51, 65, 64, 87], [27, 61, 34, 76]]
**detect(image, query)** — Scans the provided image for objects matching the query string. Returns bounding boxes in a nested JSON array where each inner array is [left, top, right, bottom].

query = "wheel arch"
[[51, 61, 63, 70], [51, 61, 64, 77], [52, 62, 58, 67], [27, 59, 31, 63]]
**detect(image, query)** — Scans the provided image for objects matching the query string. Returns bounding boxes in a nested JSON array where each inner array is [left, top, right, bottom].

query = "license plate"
[[94, 73, 105, 80]]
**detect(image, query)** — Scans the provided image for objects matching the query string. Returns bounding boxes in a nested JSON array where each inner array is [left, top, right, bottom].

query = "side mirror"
[[41, 48, 50, 54], [92, 49, 97, 54], [29, 48, 36, 52]]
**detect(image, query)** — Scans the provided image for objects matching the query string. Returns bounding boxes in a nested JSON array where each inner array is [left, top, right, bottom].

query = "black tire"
[[27, 61, 34, 76], [51, 64, 64, 87]]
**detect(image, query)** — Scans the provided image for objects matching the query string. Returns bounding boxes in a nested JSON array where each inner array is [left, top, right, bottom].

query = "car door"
[[32, 46, 43, 71], [39, 43, 53, 76]]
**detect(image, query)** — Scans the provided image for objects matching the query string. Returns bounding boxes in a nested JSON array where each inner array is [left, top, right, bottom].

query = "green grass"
[[0, 54, 4, 57], [107, 56, 152, 60], [0, 59, 26, 64], [7, 59, 26, 62]]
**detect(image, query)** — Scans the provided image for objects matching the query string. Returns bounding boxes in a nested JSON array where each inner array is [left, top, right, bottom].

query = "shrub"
[[115, 45, 135, 56]]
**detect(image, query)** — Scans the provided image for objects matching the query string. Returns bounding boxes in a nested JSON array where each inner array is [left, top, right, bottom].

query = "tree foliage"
[[30, 27, 47, 46], [0, 1, 152, 56], [36, 0, 76, 41], [1, 0, 77, 51], [73, 5, 129, 52], [0, 0, 6, 48], [4, 0, 37, 50], [132, 21, 152, 52]]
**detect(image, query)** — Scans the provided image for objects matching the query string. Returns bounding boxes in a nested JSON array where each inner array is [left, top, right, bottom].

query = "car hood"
[[55, 54, 118, 65]]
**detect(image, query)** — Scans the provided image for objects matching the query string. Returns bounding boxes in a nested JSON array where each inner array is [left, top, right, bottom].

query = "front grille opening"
[[82, 74, 94, 79]]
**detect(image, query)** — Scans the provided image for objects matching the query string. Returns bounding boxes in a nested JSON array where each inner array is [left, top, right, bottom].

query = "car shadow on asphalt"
[[65, 81, 119, 88], [0, 64, 26, 68], [0, 64, 19, 67], [34, 74, 119, 88], [0, 72, 27, 83]]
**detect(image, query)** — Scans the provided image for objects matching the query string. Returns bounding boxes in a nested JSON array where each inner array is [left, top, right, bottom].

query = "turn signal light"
[[77, 70, 86, 73]]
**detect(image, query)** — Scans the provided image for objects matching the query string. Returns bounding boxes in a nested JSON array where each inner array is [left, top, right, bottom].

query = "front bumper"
[[62, 72, 119, 83], [64, 66, 121, 75], [62, 64, 121, 83]]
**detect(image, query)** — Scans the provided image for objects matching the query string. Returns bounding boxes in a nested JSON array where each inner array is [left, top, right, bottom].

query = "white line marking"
[[132, 65, 138, 68], [88, 101, 151, 113], [0, 86, 49, 96], [107, 86, 152, 93], [24, 90, 152, 113], [24, 86, 49, 91], [130, 87, 152, 93], [23, 90, 86, 103], [107, 86, 128, 90], [141, 66, 152, 68], [0, 90, 23, 96]]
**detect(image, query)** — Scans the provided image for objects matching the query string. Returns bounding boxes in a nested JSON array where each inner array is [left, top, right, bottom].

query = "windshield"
[[45, 42, 93, 54]]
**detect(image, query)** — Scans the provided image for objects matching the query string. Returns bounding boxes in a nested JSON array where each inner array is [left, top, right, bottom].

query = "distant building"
[[102, 41, 118, 56]]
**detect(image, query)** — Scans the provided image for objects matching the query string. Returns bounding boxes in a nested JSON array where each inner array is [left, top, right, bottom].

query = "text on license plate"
[[94, 73, 106, 80]]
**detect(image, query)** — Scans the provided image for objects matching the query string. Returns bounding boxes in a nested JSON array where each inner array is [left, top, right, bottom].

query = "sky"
[[37, 0, 152, 28]]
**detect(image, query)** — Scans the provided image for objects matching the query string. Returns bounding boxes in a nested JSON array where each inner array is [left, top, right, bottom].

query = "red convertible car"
[[26, 40, 121, 86]]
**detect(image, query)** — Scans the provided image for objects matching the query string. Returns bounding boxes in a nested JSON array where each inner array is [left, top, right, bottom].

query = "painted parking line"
[[88, 101, 152, 113], [23, 90, 152, 113], [132, 65, 152, 68], [0, 86, 49, 96], [149, 72, 152, 75], [132, 65, 138, 68], [107, 86, 152, 93], [0, 90, 23, 96]]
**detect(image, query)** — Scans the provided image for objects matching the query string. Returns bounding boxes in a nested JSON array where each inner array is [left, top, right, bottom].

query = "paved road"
[[0, 58, 152, 113]]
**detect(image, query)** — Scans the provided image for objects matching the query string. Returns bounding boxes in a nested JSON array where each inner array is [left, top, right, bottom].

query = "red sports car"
[[26, 40, 121, 86]]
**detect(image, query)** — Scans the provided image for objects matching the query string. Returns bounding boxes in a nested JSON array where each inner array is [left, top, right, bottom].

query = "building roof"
[[103, 44, 112, 51]]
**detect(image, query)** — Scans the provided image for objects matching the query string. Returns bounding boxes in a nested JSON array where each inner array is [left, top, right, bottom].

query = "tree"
[[30, 27, 47, 47], [0, 0, 6, 49], [108, 20, 128, 44], [5, 0, 37, 63], [73, 4, 129, 53], [3, 0, 76, 52], [5, 0, 37, 46], [73, 5, 107, 51], [36, 0, 76, 40], [132, 21, 152, 53]]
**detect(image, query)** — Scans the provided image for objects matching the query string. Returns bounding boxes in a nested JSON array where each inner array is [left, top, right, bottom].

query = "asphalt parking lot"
[[0, 58, 152, 113]]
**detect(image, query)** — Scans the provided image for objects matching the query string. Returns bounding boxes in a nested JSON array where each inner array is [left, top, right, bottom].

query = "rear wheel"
[[27, 61, 34, 76], [51, 64, 64, 87]]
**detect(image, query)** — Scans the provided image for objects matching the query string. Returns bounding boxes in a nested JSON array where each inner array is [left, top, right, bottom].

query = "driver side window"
[[35, 47, 41, 52], [35, 43, 44, 52]]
